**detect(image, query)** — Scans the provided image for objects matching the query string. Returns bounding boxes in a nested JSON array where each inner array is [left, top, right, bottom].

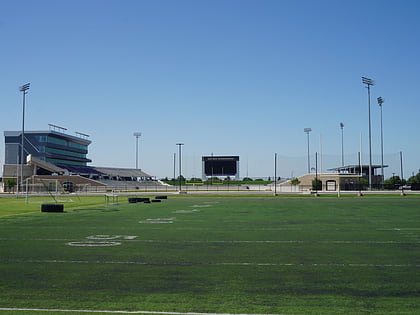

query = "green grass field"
[[0, 195, 419, 314]]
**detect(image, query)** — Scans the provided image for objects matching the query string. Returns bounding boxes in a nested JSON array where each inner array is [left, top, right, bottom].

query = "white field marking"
[[147, 228, 304, 231], [0, 238, 73, 241], [86, 235, 138, 240], [191, 205, 211, 207], [150, 227, 418, 232], [66, 241, 121, 247], [395, 229, 420, 241], [139, 218, 176, 224], [86, 235, 137, 240], [377, 228, 420, 231], [139, 220, 174, 224], [1, 238, 418, 244], [93, 239, 419, 245], [174, 210, 201, 213], [87, 235, 122, 240], [0, 211, 39, 218], [0, 308, 284, 315], [2, 259, 419, 268], [216, 262, 420, 267]]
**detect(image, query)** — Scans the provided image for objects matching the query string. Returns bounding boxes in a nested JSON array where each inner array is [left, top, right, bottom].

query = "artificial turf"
[[0, 195, 419, 314]]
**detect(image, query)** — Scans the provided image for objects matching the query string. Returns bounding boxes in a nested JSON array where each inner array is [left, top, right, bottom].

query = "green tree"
[[312, 178, 322, 190], [5, 178, 16, 193], [384, 176, 402, 189], [290, 178, 301, 185], [407, 172, 420, 185], [358, 178, 369, 189]]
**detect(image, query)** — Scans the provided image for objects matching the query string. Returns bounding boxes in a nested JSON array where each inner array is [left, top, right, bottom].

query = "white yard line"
[[0, 238, 418, 244], [1, 259, 418, 267], [0, 308, 284, 315], [0, 211, 38, 218], [127, 240, 420, 245]]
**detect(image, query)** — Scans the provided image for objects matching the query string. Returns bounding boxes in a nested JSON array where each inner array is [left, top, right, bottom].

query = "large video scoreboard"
[[202, 156, 239, 179]]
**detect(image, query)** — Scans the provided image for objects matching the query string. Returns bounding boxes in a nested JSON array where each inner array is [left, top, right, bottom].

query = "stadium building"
[[277, 164, 388, 192], [2, 126, 158, 192]]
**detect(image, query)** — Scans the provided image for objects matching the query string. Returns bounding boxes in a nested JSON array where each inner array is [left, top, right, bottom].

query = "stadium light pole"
[[315, 152, 318, 195], [133, 132, 141, 170], [173, 152, 176, 183], [274, 153, 277, 196], [362, 77, 375, 189], [377, 97, 385, 188], [340, 122, 344, 167], [304, 128, 312, 174], [19, 83, 30, 194], [400, 151, 405, 196], [176, 143, 184, 192]]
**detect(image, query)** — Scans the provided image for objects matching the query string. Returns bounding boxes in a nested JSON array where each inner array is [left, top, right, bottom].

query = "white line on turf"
[[0, 238, 418, 244], [1, 259, 418, 267], [66, 241, 122, 246], [0, 308, 284, 315], [127, 240, 420, 245]]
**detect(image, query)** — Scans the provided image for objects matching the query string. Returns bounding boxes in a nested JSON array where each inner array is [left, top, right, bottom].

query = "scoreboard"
[[202, 156, 239, 179]]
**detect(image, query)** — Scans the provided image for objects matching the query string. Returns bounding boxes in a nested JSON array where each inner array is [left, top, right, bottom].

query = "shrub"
[[290, 178, 301, 185], [312, 178, 322, 190]]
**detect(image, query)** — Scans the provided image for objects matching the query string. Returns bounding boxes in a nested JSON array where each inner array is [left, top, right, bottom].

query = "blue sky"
[[1, 0, 420, 179]]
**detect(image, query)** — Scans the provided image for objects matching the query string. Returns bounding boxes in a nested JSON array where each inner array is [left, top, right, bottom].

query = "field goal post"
[[25, 177, 77, 203], [105, 192, 119, 207]]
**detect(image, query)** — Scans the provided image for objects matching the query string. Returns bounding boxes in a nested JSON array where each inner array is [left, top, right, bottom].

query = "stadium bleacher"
[[56, 164, 103, 175], [55, 164, 164, 189]]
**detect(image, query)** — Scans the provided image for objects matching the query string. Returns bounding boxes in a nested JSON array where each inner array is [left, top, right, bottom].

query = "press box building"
[[2, 127, 154, 192], [4, 129, 92, 167]]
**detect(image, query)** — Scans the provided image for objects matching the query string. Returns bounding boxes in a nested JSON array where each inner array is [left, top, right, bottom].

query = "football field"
[[0, 195, 419, 314]]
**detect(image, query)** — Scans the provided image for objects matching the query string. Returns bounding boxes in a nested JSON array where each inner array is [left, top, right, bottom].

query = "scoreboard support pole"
[[235, 159, 240, 180]]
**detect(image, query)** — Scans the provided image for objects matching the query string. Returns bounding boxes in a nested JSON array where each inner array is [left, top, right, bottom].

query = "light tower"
[[19, 83, 30, 192], [340, 122, 344, 167], [377, 96, 385, 187], [133, 132, 142, 170], [362, 76, 374, 189], [176, 143, 184, 192], [304, 128, 312, 173]]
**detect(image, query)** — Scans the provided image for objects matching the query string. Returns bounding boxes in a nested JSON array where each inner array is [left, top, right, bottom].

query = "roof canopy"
[[328, 164, 388, 175]]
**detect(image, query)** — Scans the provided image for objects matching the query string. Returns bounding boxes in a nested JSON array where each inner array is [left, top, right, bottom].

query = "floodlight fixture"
[[362, 76, 375, 189], [19, 83, 30, 92], [362, 77, 375, 86]]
